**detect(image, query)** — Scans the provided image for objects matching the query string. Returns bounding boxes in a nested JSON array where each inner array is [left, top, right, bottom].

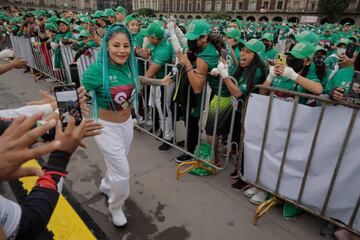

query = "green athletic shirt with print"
[[82, 62, 134, 110], [236, 68, 264, 96], [271, 68, 321, 104], [149, 38, 173, 79], [132, 32, 143, 47], [261, 48, 278, 62], [197, 43, 230, 97], [325, 66, 355, 95]]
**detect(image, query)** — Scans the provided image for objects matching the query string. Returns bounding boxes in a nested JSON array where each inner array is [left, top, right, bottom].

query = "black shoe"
[[158, 140, 172, 151], [230, 169, 239, 179], [176, 140, 185, 147], [175, 153, 193, 163], [231, 179, 247, 191]]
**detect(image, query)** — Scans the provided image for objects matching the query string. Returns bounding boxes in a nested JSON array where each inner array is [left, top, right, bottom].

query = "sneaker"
[[99, 184, 111, 199], [250, 190, 268, 205], [231, 179, 247, 191], [244, 187, 259, 198], [320, 223, 337, 238], [176, 140, 185, 147], [158, 140, 171, 151], [230, 169, 239, 179], [175, 153, 192, 163], [110, 208, 127, 227]]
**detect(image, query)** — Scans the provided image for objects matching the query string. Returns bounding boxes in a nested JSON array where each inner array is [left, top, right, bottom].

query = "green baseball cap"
[[285, 41, 315, 59], [223, 27, 240, 40], [294, 31, 319, 46], [261, 33, 274, 42], [315, 45, 327, 54], [115, 6, 127, 14], [45, 23, 57, 32], [80, 30, 90, 37], [91, 10, 104, 18], [56, 18, 70, 26], [185, 19, 210, 41], [79, 17, 90, 23], [72, 25, 84, 32], [241, 39, 265, 56], [104, 8, 116, 17], [336, 38, 350, 46], [144, 22, 165, 39], [125, 14, 139, 25]]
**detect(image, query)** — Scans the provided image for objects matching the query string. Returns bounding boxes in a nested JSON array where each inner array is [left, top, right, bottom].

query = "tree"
[[138, 8, 154, 17], [318, 0, 351, 23]]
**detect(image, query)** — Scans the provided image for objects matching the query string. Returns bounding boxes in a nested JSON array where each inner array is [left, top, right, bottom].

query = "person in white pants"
[[82, 23, 173, 227]]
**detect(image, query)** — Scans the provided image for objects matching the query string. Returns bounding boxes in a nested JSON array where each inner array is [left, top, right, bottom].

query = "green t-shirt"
[[53, 32, 72, 43], [261, 48, 277, 62], [82, 62, 134, 110], [197, 43, 230, 97], [150, 38, 173, 79], [324, 54, 339, 71], [271, 68, 321, 104], [78, 39, 98, 48], [237, 68, 264, 96], [325, 66, 355, 95], [132, 32, 143, 47]]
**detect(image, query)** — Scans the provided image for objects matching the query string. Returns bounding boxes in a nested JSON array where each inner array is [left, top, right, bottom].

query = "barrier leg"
[[176, 160, 216, 180], [253, 197, 282, 225]]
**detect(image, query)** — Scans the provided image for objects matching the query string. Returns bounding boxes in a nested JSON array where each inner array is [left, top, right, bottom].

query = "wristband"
[[185, 66, 193, 72]]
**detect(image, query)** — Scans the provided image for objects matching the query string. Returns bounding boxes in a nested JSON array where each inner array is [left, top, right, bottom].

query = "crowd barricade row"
[[239, 85, 360, 235], [2, 36, 360, 236]]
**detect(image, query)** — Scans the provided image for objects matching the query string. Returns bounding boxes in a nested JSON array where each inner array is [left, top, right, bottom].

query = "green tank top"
[[197, 43, 230, 97]]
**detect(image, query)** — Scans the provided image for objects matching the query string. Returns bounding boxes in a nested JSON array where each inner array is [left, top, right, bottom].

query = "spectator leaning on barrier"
[[177, 19, 232, 166], [217, 39, 267, 191], [261, 41, 323, 105], [143, 22, 175, 151], [312, 45, 331, 89]]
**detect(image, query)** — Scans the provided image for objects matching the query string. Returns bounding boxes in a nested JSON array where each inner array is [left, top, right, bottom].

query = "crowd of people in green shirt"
[[1, 5, 359, 239]]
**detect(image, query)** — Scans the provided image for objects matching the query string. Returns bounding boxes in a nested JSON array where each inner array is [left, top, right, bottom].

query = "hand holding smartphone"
[[277, 53, 286, 65], [54, 84, 83, 128]]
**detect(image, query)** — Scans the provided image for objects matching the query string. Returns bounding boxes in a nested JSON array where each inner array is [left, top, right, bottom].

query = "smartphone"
[[69, 63, 81, 88], [54, 84, 82, 128], [277, 53, 286, 65], [346, 43, 355, 58]]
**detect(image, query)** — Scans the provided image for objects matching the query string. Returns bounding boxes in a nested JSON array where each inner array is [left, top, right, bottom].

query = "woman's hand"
[[331, 87, 345, 101], [27, 90, 56, 105], [275, 64, 299, 81], [177, 51, 191, 68], [217, 61, 229, 79], [160, 73, 173, 86], [265, 66, 276, 83]]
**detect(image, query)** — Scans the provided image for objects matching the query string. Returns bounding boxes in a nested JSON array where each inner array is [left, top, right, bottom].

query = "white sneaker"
[[250, 190, 268, 205], [244, 187, 259, 198], [99, 184, 111, 199], [110, 208, 127, 227]]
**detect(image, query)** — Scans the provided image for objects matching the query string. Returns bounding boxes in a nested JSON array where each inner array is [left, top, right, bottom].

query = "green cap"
[[104, 8, 116, 17], [56, 18, 70, 26], [45, 23, 57, 32], [294, 31, 319, 46], [343, 22, 352, 26], [229, 18, 243, 28], [144, 22, 165, 39], [241, 39, 265, 56], [185, 19, 210, 41], [261, 33, 274, 42], [125, 14, 139, 25], [79, 17, 90, 23], [91, 10, 104, 18], [336, 38, 350, 46], [285, 42, 315, 59], [315, 45, 327, 54], [115, 6, 127, 14], [72, 25, 84, 32], [80, 30, 90, 37], [223, 27, 240, 40]]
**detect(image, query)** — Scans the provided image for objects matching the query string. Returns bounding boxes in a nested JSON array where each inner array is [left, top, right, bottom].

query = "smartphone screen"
[[54, 84, 82, 128], [277, 53, 286, 65], [346, 43, 355, 58], [69, 63, 80, 88]]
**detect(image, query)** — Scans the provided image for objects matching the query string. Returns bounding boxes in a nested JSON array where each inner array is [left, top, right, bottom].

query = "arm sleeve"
[[15, 151, 72, 240], [0, 104, 53, 119]]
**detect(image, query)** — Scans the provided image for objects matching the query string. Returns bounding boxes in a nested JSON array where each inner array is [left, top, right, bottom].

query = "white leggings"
[[94, 117, 133, 211]]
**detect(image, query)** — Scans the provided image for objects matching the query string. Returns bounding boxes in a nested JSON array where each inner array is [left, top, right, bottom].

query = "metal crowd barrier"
[[238, 85, 360, 236]]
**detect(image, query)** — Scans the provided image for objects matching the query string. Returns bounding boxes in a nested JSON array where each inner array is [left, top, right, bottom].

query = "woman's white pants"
[[94, 117, 133, 211]]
